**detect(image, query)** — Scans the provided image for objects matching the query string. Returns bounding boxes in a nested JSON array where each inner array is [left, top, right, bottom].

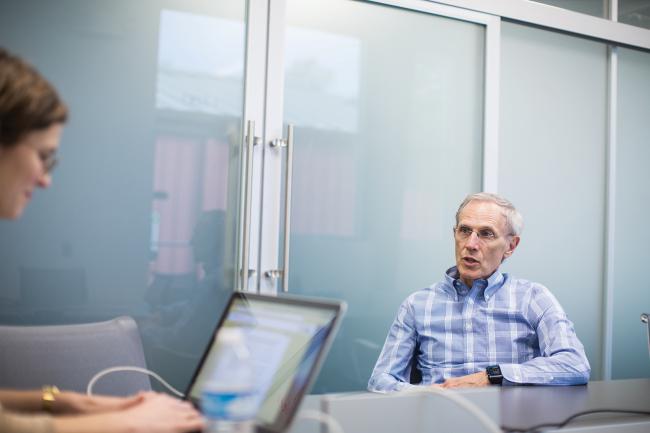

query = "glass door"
[[260, 0, 495, 392]]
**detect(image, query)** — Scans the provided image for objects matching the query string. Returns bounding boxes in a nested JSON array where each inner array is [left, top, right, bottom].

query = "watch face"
[[486, 365, 503, 384]]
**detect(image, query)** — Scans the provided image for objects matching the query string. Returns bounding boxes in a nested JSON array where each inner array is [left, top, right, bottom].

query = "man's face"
[[454, 200, 520, 288]]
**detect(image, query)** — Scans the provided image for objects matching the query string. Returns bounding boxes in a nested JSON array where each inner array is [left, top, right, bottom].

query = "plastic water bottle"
[[202, 328, 256, 433]]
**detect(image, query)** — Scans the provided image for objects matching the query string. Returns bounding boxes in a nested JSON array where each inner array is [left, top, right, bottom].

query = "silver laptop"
[[184, 292, 346, 433]]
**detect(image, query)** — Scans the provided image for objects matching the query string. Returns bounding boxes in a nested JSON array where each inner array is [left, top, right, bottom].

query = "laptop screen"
[[185, 292, 345, 433]]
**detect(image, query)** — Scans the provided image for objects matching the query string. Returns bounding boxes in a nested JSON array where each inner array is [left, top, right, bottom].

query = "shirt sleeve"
[[500, 284, 591, 385], [367, 296, 420, 393], [0, 405, 54, 433]]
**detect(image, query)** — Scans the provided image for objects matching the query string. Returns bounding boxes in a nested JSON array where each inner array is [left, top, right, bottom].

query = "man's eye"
[[479, 230, 495, 239], [460, 226, 472, 235]]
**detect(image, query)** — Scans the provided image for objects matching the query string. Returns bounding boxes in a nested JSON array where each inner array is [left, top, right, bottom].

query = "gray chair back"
[[0, 316, 151, 396]]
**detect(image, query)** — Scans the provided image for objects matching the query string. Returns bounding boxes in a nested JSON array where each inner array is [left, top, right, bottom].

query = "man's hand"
[[438, 371, 490, 388]]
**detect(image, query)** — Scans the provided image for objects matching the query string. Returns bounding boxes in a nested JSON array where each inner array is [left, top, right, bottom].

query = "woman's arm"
[[0, 389, 44, 412], [0, 392, 204, 433], [0, 389, 142, 415]]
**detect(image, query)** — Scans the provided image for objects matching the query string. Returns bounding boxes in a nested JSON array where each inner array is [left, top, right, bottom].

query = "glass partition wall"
[[0, 0, 247, 391]]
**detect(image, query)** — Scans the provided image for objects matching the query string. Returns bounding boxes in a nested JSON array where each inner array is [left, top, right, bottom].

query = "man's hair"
[[455, 192, 523, 236], [0, 47, 68, 148]]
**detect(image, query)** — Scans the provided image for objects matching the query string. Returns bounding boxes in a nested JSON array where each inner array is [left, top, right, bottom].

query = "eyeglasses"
[[38, 150, 58, 174], [454, 225, 500, 242]]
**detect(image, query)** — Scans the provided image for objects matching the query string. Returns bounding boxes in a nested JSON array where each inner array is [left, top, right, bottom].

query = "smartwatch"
[[486, 365, 503, 385]]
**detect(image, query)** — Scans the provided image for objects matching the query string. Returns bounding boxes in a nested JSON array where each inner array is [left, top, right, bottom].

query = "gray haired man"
[[368, 193, 590, 392]]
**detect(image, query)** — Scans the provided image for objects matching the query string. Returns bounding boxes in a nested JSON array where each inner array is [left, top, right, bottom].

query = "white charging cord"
[[296, 409, 346, 433], [86, 366, 184, 397], [403, 386, 502, 433]]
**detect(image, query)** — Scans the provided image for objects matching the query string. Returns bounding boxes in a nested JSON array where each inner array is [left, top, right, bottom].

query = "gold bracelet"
[[41, 385, 60, 413]]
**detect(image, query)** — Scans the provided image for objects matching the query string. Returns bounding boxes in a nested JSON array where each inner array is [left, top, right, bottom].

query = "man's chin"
[[457, 263, 479, 274]]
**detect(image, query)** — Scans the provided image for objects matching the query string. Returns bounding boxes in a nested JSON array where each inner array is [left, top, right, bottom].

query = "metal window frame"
[[239, 0, 269, 292], [602, 0, 620, 381], [426, 0, 650, 50], [603, 44, 617, 381]]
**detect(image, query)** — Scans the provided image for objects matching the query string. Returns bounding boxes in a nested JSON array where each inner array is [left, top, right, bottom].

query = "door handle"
[[268, 124, 294, 292], [238, 120, 259, 292]]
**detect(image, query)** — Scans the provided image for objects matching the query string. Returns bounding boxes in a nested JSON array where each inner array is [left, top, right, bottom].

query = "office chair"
[[410, 341, 422, 385], [0, 316, 151, 396]]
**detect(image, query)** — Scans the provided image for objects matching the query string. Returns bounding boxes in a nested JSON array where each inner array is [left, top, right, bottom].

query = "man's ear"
[[503, 236, 520, 259]]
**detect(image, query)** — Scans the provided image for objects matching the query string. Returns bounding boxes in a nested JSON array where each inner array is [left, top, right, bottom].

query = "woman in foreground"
[[0, 47, 204, 433]]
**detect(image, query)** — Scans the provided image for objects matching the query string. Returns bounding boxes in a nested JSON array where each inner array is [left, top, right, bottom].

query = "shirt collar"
[[443, 266, 506, 301]]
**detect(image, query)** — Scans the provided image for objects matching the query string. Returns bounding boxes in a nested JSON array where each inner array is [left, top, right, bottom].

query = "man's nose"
[[465, 231, 480, 249]]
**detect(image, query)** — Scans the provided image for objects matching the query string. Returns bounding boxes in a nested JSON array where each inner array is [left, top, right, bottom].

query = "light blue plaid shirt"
[[368, 266, 590, 392]]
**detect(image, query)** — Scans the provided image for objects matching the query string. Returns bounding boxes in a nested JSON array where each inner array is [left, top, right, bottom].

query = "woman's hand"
[[53, 392, 205, 433], [119, 393, 204, 433], [54, 391, 145, 414]]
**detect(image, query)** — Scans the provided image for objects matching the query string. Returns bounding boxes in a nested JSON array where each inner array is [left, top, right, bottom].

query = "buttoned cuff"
[[499, 363, 524, 384]]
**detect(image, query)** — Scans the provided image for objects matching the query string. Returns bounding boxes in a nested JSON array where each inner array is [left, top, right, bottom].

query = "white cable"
[[296, 409, 345, 433], [402, 386, 502, 433], [86, 366, 184, 397]]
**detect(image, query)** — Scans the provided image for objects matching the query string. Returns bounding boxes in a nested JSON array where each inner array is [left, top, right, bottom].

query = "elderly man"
[[368, 193, 590, 392]]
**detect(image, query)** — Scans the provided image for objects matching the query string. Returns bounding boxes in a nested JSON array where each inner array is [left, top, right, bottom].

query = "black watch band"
[[486, 364, 503, 385]]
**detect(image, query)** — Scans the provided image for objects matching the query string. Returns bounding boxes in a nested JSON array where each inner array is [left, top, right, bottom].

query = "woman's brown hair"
[[0, 47, 68, 147]]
